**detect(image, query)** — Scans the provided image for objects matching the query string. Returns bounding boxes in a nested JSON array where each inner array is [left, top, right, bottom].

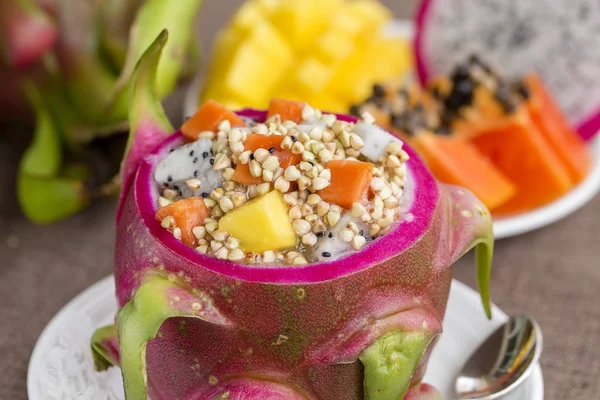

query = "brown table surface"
[[1, 1, 599, 399]]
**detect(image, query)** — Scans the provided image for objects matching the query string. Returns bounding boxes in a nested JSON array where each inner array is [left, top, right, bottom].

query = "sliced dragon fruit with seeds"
[[414, 0, 600, 141], [154, 138, 222, 198], [312, 214, 368, 262]]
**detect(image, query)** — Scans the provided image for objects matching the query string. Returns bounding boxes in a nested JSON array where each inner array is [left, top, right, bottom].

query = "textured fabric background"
[[1, 1, 598, 399]]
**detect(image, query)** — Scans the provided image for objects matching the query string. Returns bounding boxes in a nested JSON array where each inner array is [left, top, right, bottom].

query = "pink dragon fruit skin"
[[93, 31, 494, 400], [0, 0, 58, 69]]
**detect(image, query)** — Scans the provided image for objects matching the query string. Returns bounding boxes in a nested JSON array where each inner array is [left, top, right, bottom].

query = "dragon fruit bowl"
[[93, 31, 494, 400]]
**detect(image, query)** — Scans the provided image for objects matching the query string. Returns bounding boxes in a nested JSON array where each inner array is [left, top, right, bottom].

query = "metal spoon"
[[454, 315, 543, 399]]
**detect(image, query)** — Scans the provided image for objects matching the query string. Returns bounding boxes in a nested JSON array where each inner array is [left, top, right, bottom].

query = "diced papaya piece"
[[267, 98, 305, 124], [411, 134, 516, 211], [524, 74, 591, 183], [469, 112, 573, 215], [232, 133, 302, 185], [319, 160, 374, 209], [181, 100, 246, 140], [219, 190, 296, 253], [155, 197, 208, 247]]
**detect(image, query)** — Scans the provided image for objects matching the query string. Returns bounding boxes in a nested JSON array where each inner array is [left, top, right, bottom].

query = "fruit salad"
[[351, 56, 591, 215], [156, 99, 410, 265]]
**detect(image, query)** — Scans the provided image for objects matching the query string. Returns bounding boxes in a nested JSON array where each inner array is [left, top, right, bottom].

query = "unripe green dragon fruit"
[[0, 0, 203, 223]]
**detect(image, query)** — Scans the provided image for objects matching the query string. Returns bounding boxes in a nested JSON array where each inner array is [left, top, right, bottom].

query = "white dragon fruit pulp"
[[154, 139, 223, 198], [415, 0, 600, 140], [296, 121, 327, 135], [311, 215, 369, 262], [352, 123, 404, 161]]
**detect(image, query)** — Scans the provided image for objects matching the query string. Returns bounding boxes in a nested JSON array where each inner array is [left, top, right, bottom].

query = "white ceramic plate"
[[28, 276, 543, 400], [184, 19, 600, 240]]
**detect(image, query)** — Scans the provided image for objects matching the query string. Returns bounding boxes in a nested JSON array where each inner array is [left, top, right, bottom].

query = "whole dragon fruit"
[[92, 32, 494, 400], [0, 0, 203, 224]]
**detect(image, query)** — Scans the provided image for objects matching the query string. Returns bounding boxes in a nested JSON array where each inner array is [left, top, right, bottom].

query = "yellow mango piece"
[[291, 58, 333, 96], [223, 44, 273, 105], [346, 0, 392, 31], [255, 0, 281, 15], [200, 0, 413, 112], [332, 9, 364, 36], [231, 1, 265, 32], [222, 25, 292, 105], [370, 36, 412, 81], [206, 29, 242, 79], [250, 22, 294, 67], [218, 190, 296, 253], [271, 0, 339, 51], [309, 95, 348, 113], [316, 29, 355, 64]]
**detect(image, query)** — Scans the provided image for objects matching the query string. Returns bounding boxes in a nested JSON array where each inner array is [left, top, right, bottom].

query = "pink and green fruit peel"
[[404, 383, 443, 400], [93, 32, 494, 400], [4, 0, 203, 224], [117, 30, 173, 223], [91, 324, 120, 372], [0, 0, 58, 69], [17, 82, 89, 224]]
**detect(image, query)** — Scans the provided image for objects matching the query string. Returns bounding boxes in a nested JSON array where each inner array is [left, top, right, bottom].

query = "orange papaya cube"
[[318, 160, 374, 209], [524, 74, 591, 183], [181, 100, 246, 140], [267, 98, 305, 124], [155, 197, 208, 247], [232, 134, 302, 185]]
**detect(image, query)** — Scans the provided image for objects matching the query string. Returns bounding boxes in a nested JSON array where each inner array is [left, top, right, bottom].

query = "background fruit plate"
[[184, 20, 600, 239]]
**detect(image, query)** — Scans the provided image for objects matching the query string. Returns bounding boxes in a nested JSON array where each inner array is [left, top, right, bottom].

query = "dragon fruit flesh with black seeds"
[[414, 0, 600, 141], [154, 139, 223, 199], [91, 31, 494, 400]]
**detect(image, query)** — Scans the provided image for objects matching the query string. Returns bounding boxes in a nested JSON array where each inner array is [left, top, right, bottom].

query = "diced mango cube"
[[346, 0, 392, 31], [271, 0, 332, 50], [218, 191, 296, 253], [200, 0, 413, 114], [206, 29, 243, 78], [316, 29, 355, 64], [291, 58, 333, 96], [224, 44, 274, 105], [332, 10, 364, 36], [251, 22, 294, 64], [231, 1, 265, 32], [255, 0, 281, 15], [308, 96, 348, 113]]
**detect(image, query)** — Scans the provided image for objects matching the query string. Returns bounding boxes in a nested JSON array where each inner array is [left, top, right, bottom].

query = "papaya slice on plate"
[[524, 74, 591, 183], [468, 111, 573, 215], [410, 133, 516, 211]]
